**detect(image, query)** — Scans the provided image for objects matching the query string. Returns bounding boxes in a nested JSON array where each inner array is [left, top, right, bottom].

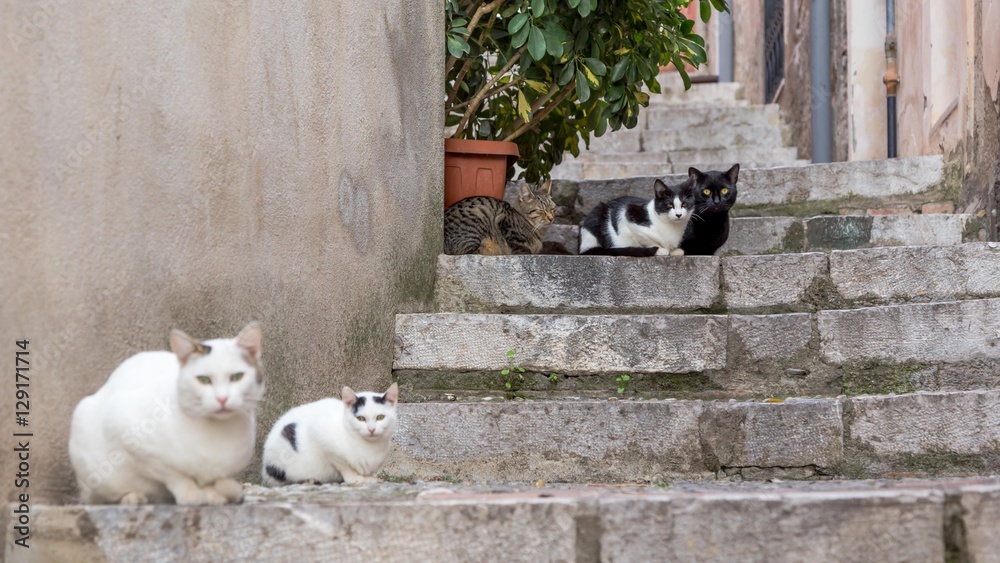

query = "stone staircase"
[[14, 90, 1000, 562], [550, 76, 809, 180]]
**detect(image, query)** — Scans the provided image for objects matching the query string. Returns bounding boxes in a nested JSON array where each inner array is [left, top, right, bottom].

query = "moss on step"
[[394, 369, 724, 401], [839, 360, 924, 396]]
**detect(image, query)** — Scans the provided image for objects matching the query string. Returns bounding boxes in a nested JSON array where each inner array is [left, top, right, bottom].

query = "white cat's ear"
[[236, 322, 262, 361], [538, 180, 552, 195], [725, 163, 740, 183], [169, 329, 208, 366], [341, 386, 357, 407], [384, 383, 399, 406]]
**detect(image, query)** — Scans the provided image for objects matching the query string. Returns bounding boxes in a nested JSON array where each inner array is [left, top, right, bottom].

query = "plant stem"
[[445, 0, 505, 77], [449, 77, 523, 113], [455, 45, 526, 138], [502, 80, 576, 142], [446, 8, 501, 111]]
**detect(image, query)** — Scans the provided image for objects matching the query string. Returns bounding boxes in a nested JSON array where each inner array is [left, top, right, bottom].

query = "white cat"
[[68, 323, 264, 505], [261, 384, 398, 486]]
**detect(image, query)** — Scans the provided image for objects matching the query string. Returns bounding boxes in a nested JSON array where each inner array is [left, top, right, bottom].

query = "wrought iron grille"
[[764, 0, 785, 102]]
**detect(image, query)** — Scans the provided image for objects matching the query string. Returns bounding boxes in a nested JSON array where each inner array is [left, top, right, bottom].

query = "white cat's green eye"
[[230, 372, 244, 382], [702, 189, 711, 195], [196, 376, 212, 385], [357, 416, 366, 422], [721, 188, 729, 195], [376, 414, 385, 421]]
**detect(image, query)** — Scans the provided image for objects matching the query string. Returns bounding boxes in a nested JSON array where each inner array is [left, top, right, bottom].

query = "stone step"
[[643, 104, 782, 130], [436, 243, 1000, 314], [383, 392, 1000, 482], [584, 123, 785, 153], [537, 213, 978, 256], [550, 159, 808, 181], [394, 296, 1000, 399], [651, 76, 745, 105], [667, 146, 799, 164], [19, 479, 1000, 562], [537, 155, 958, 223]]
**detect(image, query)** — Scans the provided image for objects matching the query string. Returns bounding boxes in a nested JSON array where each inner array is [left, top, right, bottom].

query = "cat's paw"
[[669, 248, 685, 256], [654, 247, 670, 256], [203, 487, 229, 505], [119, 492, 149, 505], [171, 483, 223, 505], [343, 475, 378, 485], [212, 478, 244, 503]]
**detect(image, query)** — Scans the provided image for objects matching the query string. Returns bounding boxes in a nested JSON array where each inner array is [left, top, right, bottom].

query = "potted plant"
[[444, 0, 728, 203]]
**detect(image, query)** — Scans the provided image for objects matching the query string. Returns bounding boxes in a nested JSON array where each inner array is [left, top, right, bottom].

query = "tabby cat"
[[443, 181, 556, 255], [679, 164, 739, 256]]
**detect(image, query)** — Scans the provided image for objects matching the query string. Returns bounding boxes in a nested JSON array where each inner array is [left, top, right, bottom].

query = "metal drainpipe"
[[718, 8, 734, 82], [883, 0, 899, 158], [810, 0, 833, 163]]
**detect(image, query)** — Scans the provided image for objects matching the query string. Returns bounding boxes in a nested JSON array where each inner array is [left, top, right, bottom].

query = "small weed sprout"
[[548, 373, 559, 383], [502, 349, 526, 389], [616, 374, 631, 394]]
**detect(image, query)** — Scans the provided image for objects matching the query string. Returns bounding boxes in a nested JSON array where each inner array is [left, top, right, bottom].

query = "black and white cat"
[[578, 177, 696, 256], [69, 323, 264, 505], [679, 164, 739, 256], [261, 384, 398, 486]]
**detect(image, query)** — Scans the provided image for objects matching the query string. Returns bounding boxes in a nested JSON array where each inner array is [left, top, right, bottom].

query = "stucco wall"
[[734, 0, 766, 104], [0, 0, 443, 511]]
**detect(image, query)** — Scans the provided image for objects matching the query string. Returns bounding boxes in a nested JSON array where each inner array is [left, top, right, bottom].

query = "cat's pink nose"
[[217, 397, 228, 406], [368, 428, 376, 435]]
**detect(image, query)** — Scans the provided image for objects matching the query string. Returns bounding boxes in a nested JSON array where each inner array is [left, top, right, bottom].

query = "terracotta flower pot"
[[443, 138, 519, 208]]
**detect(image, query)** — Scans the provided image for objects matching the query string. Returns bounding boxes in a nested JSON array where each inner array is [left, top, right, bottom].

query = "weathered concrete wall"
[[963, 0, 1000, 239], [0, 0, 443, 511], [733, 0, 766, 104], [777, 0, 812, 161], [831, 0, 850, 162], [846, 0, 968, 161]]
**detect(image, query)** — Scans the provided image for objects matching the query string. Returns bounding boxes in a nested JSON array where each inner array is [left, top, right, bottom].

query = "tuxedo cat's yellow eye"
[[702, 189, 711, 195], [230, 372, 244, 382], [356, 415, 366, 422], [376, 414, 385, 421], [721, 188, 729, 195], [196, 376, 212, 385]]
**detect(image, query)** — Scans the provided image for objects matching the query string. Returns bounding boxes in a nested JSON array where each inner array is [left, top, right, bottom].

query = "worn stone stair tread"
[[581, 123, 786, 153], [382, 392, 1000, 484], [435, 242, 999, 314], [642, 104, 781, 129], [553, 155, 950, 211], [540, 213, 977, 256], [396, 298, 1000, 375], [20, 478, 1000, 562]]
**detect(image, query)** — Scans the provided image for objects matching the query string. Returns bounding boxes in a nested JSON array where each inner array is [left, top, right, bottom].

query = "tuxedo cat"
[[69, 323, 264, 505], [578, 177, 696, 256], [679, 164, 739, 256]]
